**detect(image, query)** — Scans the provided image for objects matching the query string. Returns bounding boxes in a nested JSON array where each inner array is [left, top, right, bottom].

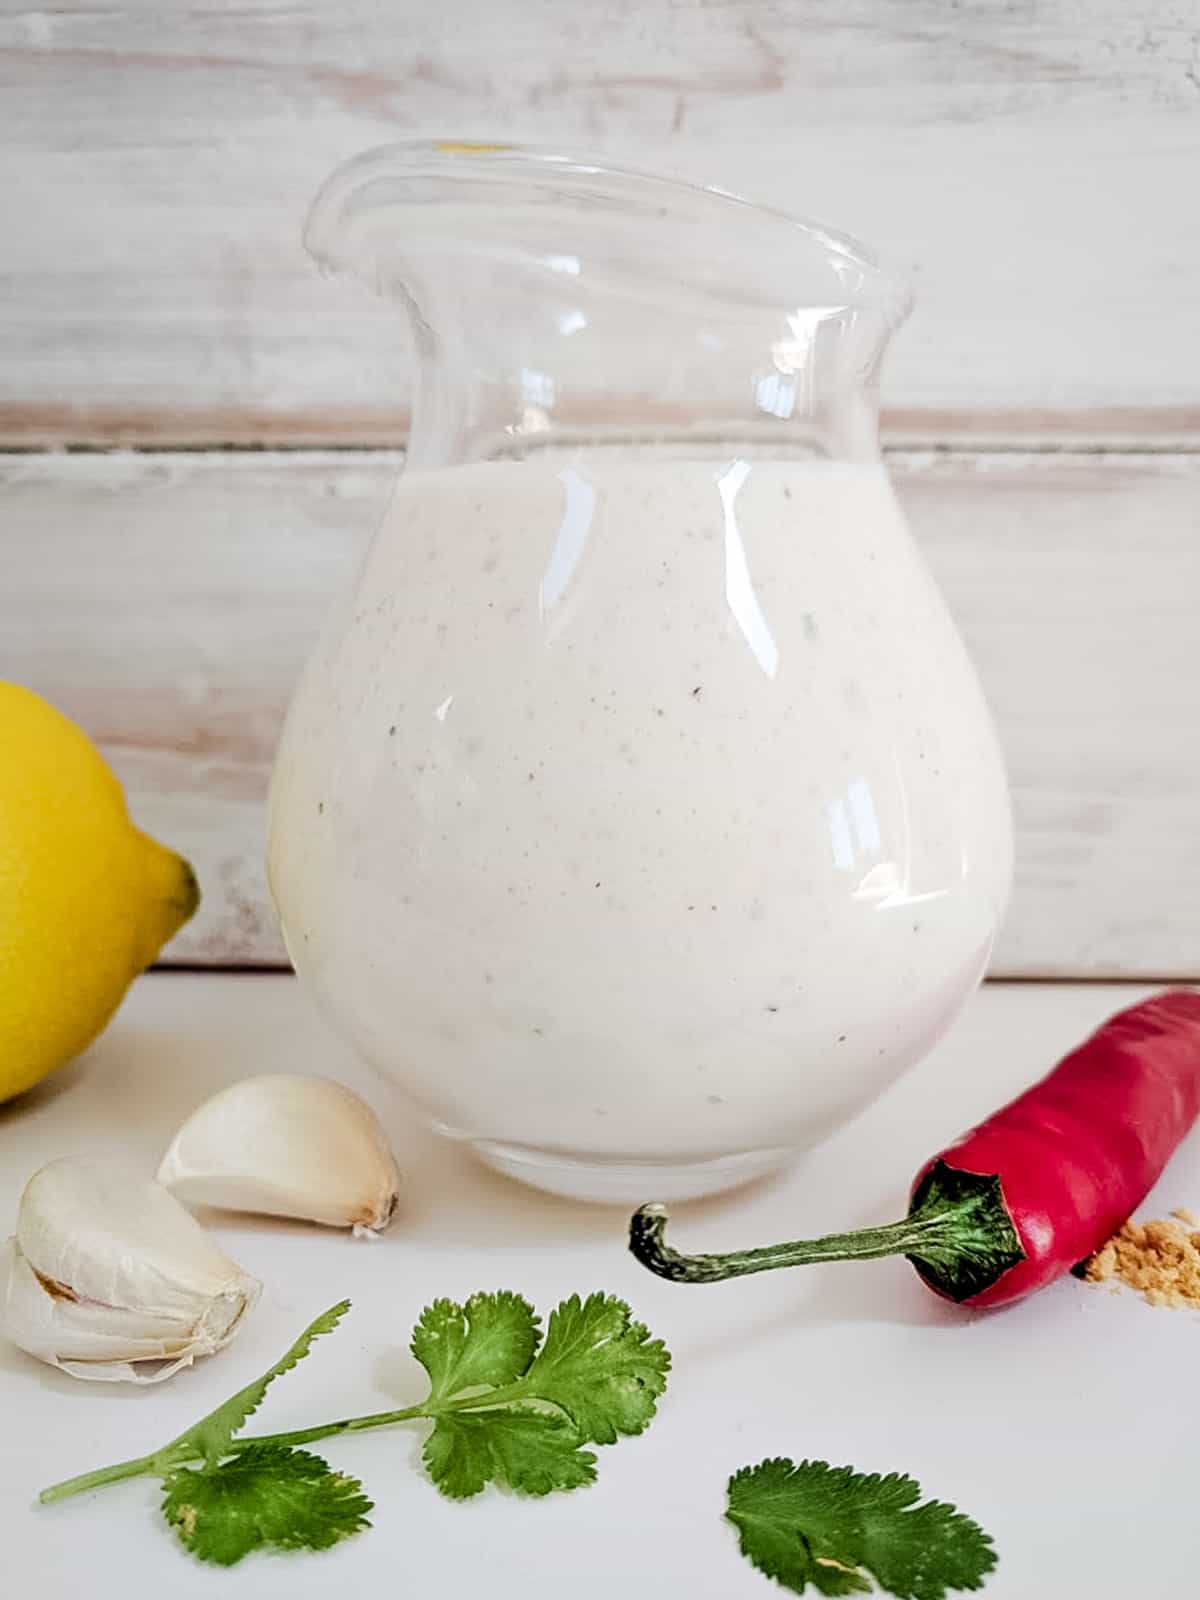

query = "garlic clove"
[[156, 1074, 402, 1232], [0, 1156, 260, 1384], [2, 1239, 215, 1383]]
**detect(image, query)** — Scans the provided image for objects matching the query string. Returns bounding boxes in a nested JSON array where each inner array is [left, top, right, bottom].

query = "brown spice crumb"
[[1172, 1206, 1200, 1227], [1084, 1208, 1200, 1309], [1088, 1240, 1117, 1282]]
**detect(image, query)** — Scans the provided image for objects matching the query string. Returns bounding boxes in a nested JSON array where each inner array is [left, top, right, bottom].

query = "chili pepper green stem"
[[629, 1161, 1027, 1302], [629, 1205, 955, 1281]]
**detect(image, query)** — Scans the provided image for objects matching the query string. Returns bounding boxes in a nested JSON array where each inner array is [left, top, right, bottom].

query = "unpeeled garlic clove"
[[0, 1156, 260, 1383], [157, 1074, 401, 1233]]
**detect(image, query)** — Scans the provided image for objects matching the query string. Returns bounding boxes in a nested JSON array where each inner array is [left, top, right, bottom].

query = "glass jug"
[[267, 142, 1013, 1203]]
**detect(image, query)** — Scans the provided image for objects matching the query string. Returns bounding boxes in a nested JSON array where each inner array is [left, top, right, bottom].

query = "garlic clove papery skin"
[[1, 1239, 242, 1383], [156, 1074, 402, 1232], [0, 1157, 260, 1383]]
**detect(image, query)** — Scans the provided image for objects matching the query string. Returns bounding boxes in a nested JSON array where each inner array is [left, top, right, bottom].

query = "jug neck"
[[306, 142, 911, 466]]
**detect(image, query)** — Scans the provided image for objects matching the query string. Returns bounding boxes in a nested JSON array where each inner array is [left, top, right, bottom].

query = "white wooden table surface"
[[2, 973, 1196, 1597]]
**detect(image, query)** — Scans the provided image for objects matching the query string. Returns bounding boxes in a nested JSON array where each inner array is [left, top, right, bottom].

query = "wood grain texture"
[[1, 0, 1198, 445], [0, 451, 397, 964], [2, 447, 1197, 976]]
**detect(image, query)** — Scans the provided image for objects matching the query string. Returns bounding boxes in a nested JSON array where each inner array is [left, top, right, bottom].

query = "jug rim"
[[304, 138, 912, 330]]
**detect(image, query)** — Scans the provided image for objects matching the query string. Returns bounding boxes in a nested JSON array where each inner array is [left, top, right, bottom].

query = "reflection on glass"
[[853, 857, 950, 910], [519, 367, 556, 408], [826, 796, 856, 871], [765, 306, 849, 416], [828, 776, 882, 875], [854, 860, 902, 900], [847, 777, 881, 855], [755, 371, 797, 419], [717, 458, 779, 679], [539, 466, 596, 620]]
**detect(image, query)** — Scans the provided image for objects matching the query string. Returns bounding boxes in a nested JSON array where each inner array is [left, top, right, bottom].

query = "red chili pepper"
[[629, 990, 1200, 1308]]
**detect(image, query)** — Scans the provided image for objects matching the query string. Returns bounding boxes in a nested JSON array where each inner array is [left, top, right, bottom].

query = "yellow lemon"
[[0, 682, 200, 1104]]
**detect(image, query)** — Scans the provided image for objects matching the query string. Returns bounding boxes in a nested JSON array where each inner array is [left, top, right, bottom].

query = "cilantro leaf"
[[409, 1291, 670, 1501], [520, 1292, 670, 1443], [411, 1291, 540, 1401], [423, 1410, 597, 1499], [158, 1301, 350, 1469], [161, 1444, 371, 1566], [726, 1458, 997, 1600]]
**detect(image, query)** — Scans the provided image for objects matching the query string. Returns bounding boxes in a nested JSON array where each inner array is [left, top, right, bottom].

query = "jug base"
[[467, 1137, 795, 1205]]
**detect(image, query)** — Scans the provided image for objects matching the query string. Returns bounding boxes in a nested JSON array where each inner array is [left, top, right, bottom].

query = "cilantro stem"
[[38, 1454, 157, 1505], [38, 1385, 546, 1505], [225, 1402, 430, 1452], [37, 1407, 431, 1506]]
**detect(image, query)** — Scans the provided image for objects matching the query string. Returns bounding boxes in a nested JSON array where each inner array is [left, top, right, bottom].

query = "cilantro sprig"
[[727, 1457, 997, 1599], [38, 1291, 670, 1566]]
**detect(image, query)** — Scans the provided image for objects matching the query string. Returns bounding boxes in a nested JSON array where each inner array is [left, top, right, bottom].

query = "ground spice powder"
[[1085, 1208, 1200, 1308]]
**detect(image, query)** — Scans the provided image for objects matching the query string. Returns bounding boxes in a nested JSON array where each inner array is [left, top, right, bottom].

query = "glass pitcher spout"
[[304, 140, 912, 466]]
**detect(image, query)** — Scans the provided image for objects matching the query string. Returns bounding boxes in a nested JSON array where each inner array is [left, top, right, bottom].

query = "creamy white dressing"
[[268, 458, 1011, 1199]]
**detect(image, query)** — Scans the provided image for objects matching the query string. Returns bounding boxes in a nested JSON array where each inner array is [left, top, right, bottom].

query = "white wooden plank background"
[[2, 0, 1198, 975], [3, 447, 1197, 978], [1, 0, 1198, 445]]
